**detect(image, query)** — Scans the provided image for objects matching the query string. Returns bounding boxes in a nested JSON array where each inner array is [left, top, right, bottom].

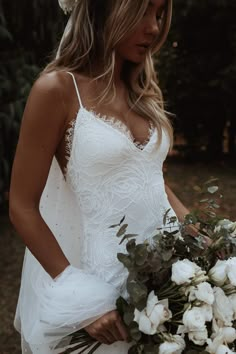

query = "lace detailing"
[[64, 118, 76, 176], [64, 108, 156, 176], [88, 109, 155, 150]]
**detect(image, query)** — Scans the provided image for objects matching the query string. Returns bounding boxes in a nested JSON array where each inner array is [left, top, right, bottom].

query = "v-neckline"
[[80, 106, 156, 153]]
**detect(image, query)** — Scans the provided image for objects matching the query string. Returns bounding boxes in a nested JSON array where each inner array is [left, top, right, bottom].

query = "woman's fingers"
[[109, 323, 124, 342], [84, 310, 128, 345], [115, 318, 129, 342]]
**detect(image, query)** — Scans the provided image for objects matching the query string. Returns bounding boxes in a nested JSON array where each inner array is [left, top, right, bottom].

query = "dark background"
[[0, 1, 236, 352]]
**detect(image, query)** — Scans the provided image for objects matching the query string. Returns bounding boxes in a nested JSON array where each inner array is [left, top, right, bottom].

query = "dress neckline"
[[82, 106, 156, 151], [64, 107, 157, 178]]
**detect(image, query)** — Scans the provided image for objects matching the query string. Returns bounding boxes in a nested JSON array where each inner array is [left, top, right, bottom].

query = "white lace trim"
[[89, 109, 155, 149], [64, 110, 155, 175], [64, 118, 76, 176]]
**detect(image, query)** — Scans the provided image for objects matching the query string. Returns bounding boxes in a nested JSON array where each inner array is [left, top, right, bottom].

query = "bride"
[[9, 0, 191, 353]]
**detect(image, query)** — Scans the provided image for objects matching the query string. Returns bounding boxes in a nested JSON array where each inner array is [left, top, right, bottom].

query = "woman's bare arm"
[[164, 183, 199, 237], [164, 183, 190, 222], [9, 72, 71, 278]]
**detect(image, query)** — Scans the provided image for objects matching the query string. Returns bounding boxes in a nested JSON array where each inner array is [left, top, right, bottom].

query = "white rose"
[[188, 328, 208, 346], [146, 290, 158, 316], [206, 335, 224, 354], [226, 258, 236, 286], [228, 294, 236, 319], [216, 344, 235, 354], [213, 287, 234, 326], [182, 307, 206, 332], [171, 259, 202, 285], [188, 282, 214, 305], [220, 327, 236, 343], [201, 304, 213, 322], [159, 335, 185, 354], [208, 260, 228, 286], [211, 318, 236, 344], [134, 291, 172, 335]]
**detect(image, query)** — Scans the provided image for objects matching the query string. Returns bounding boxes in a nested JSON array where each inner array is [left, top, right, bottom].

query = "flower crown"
[[58, 0, 78, 14]]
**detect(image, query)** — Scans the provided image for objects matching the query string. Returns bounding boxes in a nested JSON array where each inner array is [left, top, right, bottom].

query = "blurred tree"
[[0, 0, 65, 208], [157, 0, 236, 161]]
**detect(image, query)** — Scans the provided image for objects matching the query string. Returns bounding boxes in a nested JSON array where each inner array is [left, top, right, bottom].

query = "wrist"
[[50, 261, 71, 280]]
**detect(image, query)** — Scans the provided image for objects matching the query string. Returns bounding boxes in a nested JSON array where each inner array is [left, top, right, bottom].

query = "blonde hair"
[[44, 0, 174, 149]]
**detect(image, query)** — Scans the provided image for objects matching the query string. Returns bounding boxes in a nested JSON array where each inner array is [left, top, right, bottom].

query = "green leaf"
[[109, 223, 120, 228], [212, 203, 220, 209], [163, 208, 171, 225], [135, 244, 148, 266], [129, 321, 142, 341], [126, 239, 136, 253], [200, 198, 209, 203], [116, 223, 128, 237], [162, 249, 173, 261], [119, 215, 126, 224], [116, 296, 129, 316], [123, 311, 134, 326], [168, 216, 178, 224], [117, 253, 133, 268], [207, 186, 219, 194], [204, 178, 219, 185], [143, 344, 160, 354], [127, 281, 147, 307]]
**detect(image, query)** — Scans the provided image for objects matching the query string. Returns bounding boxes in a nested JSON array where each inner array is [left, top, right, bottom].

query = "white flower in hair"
[[58, 0, 78, 14]]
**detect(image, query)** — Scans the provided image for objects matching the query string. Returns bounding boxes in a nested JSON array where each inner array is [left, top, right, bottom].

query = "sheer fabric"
[[14, 72, 179, 353]]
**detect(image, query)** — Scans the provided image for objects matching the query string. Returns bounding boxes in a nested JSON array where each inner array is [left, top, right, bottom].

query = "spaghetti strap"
[[67, 71, 83, 108]]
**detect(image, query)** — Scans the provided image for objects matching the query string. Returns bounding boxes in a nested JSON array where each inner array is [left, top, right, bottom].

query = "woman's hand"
[[84, 310, 129, 345]]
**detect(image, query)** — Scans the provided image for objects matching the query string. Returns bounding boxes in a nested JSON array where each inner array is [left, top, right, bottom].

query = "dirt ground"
[[1, 160, 235, 354]]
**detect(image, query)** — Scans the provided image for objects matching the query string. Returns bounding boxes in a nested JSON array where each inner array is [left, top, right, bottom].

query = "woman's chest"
[[65, 108, 170, 178]]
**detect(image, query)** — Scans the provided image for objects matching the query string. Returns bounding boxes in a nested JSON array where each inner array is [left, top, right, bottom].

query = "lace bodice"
[[64, 109, 155, 176], [63, 73, 178, 297]]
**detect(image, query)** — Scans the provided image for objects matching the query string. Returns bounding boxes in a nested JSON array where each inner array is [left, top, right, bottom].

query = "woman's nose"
[[145, 17, 160, 37]]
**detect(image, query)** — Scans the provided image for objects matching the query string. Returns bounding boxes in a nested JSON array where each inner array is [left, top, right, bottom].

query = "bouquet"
[[60, 180, 236, 354]]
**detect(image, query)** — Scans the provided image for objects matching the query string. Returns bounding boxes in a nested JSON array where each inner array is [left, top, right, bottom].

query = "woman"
[[9, 0, 191, 353]]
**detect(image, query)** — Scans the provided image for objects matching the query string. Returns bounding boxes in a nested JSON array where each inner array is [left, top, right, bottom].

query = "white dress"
[[14, 72, 178, 354]]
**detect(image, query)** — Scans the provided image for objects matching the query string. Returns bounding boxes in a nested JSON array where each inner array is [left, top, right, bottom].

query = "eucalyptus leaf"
[[129, 321, 142, 341], [123, 311, 134, 326], [163, 208, 171, 225], [207, 186, 219, 194], [135, 244, 148, 266], [127, 281, 147, 306], [126, 239, 136, 253], [117, 253, 133, 268], [109, 223, 120, 228], [204, 178, 219, 185], [116, 296, 129, 315], [162, 249, 173, 261], [116, 223, 128, 237], [119, 215, 126, 224]]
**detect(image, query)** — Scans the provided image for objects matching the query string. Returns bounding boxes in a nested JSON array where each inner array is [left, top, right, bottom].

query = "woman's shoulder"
[[32, 70, 73, 98], [32, 70, 91, 106]]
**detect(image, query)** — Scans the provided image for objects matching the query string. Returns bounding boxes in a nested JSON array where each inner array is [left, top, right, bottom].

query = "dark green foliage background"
[[0, 0, 235, 206]]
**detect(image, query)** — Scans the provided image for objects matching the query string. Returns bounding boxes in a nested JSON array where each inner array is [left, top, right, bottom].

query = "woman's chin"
[[127, 54, 147, 64]]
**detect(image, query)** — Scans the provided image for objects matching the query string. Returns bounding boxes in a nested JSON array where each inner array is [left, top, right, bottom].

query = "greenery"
[[1, 0, 235, 206], [157, 0, 236, 161], [0, 0, 65, 208]]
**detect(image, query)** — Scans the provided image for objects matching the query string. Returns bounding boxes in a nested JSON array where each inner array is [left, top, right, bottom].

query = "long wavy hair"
[[44, 0, 174, 149]]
